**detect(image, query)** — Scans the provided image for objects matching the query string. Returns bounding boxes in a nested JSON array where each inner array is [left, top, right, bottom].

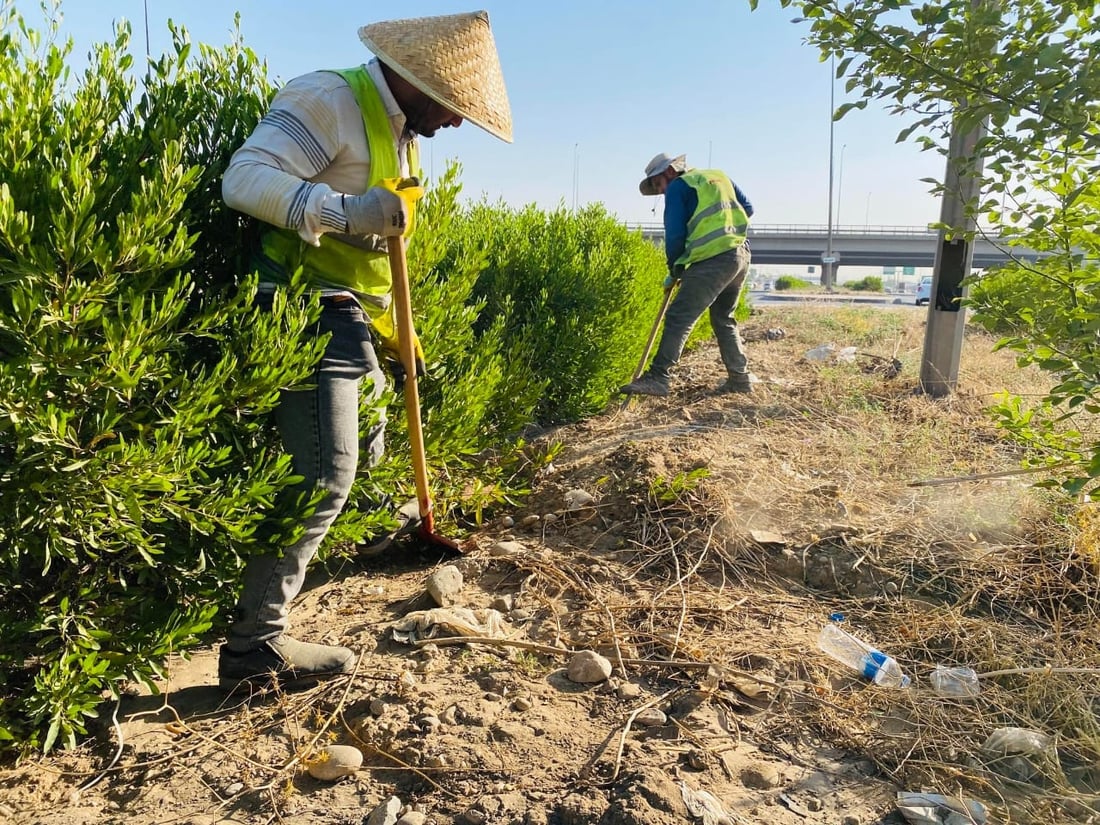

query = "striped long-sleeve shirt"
[[222, 59, 414, 249]]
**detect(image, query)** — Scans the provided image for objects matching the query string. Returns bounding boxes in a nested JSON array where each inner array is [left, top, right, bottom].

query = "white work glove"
[[343, 186, 409, 237]]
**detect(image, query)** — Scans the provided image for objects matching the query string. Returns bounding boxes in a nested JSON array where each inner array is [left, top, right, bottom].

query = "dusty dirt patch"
[[2, 306, 1097, 825]]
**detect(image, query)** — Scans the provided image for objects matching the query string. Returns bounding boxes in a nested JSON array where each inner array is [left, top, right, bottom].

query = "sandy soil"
[[0, 305, 1083, 825]]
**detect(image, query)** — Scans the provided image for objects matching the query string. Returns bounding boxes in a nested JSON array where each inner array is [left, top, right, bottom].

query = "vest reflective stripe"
[[676, 169, 750, 268], [258, 66, 420, 319]]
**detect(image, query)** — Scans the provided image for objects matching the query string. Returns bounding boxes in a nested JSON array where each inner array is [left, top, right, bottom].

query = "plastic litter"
[[818, 621, 911, 688], [981, 726, 1054, 756], [836, 345, 858, 363], [929, 665, 981, 699], [679, 782, 734, 825], [391, 607, 509, 645], [896, 792, 988, 825], [804, 343, 837, 363]]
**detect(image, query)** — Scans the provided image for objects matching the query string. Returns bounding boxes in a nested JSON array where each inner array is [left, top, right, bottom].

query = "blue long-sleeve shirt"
[[663, 174, 753, 268]]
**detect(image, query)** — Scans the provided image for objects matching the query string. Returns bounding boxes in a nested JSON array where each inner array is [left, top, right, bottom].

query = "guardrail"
[[624, 222, 941, 237]]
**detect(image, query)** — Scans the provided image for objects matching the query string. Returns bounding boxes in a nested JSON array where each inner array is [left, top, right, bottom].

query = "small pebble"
[[634, 708, 667, 727]]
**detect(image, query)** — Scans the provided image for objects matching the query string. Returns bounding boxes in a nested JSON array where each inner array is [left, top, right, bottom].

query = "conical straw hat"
[[359, 11, 513, 143]]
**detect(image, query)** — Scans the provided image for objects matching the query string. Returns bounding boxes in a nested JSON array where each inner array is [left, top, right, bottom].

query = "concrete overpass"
[[626, 223, 1037, 270]]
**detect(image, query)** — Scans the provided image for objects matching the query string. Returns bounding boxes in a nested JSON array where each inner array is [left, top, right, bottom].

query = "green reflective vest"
[[676, 169, 750, 268], [257, 66, 420, 320]]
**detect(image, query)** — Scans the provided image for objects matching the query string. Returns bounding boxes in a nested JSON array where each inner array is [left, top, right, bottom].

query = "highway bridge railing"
[[624, 222, 948, 237]]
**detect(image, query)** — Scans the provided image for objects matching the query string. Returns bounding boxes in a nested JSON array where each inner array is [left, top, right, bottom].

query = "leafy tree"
[[764, 0, 1100, 492]]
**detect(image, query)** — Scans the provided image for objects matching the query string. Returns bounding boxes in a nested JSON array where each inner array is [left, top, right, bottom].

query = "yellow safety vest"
[[257, 67, 421, 323], [676, 169, 750, 268]]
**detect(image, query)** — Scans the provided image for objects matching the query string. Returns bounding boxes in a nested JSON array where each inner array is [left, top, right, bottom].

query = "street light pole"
[[836, 143, 847, 229], [824, 55, 836, 290]]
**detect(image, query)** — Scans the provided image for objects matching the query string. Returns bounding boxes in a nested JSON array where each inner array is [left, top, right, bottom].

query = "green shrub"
[[0, 11, 323, 752], [847, 276, 884, 292], [775, 275, 813, 291], [460, 203, 667, 424]]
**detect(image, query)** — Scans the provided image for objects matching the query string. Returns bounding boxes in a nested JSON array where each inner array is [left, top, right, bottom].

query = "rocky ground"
[[1, 305, 1089, 825]]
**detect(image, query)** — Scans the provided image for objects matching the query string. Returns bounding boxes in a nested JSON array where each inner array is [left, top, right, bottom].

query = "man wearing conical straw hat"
[[220, 11, 511, 693]]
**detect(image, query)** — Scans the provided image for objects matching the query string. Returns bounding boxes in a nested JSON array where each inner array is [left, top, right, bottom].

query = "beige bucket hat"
[[639, 152, 687, 195], [359, 11, 513, 143]]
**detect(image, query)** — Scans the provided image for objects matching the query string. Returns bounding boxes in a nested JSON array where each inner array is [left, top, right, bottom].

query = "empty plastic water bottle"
[[817, 622, 911, 688]]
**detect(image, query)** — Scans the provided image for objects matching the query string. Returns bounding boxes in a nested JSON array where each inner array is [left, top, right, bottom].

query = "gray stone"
[[425, 565, 463, 606], [566, 650, 612, 683], [490, 540, 525, 558], [365, 796, 403, 825], [634, 708, 667, 727]]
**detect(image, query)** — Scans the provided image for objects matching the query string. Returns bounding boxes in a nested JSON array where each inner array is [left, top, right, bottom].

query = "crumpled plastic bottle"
[[818, 622, 911, 688]]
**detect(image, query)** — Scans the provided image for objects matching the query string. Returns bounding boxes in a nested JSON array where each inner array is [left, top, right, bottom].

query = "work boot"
[[218, 635, 355, 692], [716, 373, 755, 394], [359, 497, 422, 556], [621, 373, 670, 397]]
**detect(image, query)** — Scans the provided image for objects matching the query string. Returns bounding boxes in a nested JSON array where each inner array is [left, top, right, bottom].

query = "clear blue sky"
[[16, 0, 947, 230]]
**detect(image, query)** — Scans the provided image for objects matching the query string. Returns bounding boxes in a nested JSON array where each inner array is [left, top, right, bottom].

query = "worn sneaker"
[[620, 374, 670, 397], [716, 374, 755, 394], [218, 635, 355, 692], [359, 497, 423, 556]]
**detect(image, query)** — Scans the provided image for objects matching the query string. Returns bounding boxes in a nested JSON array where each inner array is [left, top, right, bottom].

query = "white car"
[[915, 276, 933, 306]]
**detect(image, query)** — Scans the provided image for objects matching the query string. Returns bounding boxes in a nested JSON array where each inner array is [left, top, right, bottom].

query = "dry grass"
[[10, 304, 1095, 825], [516, 304, 1100, 824]]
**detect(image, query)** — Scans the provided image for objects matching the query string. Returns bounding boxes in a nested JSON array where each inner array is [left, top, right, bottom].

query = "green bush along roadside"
[[0, 11, 325, 752]]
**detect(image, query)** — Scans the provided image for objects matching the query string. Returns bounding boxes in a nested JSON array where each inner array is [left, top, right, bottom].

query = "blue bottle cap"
[[829, 612, 845, 622]]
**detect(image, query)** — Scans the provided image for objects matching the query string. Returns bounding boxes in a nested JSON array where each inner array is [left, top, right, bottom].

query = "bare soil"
[[2, 304, 1096, 825]]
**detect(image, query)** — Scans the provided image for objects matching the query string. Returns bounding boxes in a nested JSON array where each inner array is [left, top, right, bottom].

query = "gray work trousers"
[[649, 245, 751, 381], [227, 297, 386, 651]]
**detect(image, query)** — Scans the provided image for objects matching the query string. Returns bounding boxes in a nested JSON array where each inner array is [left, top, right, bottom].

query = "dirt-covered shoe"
[[716, 374, 755, 394], [620, 374, 670, 397], [218, 635, 355, 692]]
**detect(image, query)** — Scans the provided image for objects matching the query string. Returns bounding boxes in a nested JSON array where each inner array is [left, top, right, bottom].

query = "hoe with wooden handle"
[[620, 284, 675, 410], [386, 233, 462, 553]]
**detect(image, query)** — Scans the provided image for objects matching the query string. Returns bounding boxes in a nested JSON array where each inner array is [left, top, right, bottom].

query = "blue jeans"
[[649, 245, 750, 380], [228, 296, 386, 650]]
